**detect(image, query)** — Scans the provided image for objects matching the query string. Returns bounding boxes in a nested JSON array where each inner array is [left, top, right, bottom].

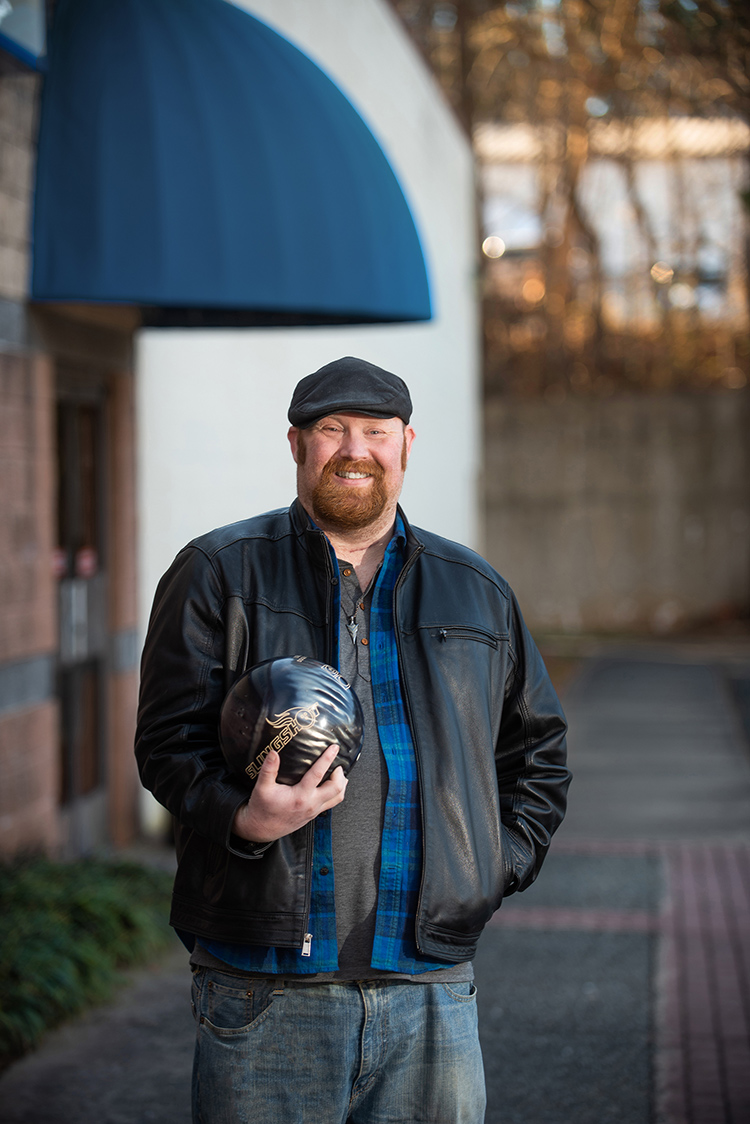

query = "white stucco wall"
[[136, 0, 479, 630]]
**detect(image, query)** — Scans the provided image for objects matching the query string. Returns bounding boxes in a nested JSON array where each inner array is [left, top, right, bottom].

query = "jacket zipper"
[[319, 528, 340, 669], [438, 625, 498, 647], [299, 529, 339, 956], [392, 538, 426, 951], [301, 819, 315, 954]]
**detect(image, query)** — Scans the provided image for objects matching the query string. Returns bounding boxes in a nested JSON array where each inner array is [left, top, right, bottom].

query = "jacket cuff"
[[222, 788, 274, 858], [227, 833, 274, 859], [501, 823, 535, 895]]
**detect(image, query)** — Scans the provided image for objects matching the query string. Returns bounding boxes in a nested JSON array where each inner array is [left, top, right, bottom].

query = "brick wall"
[[0, 703, 59, 852], [0, 69, 38, 302], [0, 63, 140, 855], [0, 349, 59, 854], [0, 350, 55, 662], [107, 371, 139, 846]]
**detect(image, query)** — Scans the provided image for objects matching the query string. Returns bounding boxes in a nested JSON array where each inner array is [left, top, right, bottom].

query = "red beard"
[[311, 456, 388, 531]]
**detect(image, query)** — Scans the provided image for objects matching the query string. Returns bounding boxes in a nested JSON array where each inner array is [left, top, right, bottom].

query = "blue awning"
[[31, 0, 432, 325], [0, 0, 47, 70]]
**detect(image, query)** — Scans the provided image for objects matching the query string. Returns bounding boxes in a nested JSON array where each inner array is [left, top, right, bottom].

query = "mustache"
[[322, 456, 385, 482]]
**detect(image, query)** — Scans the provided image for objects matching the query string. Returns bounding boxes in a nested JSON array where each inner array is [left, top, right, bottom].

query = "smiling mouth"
[[336, 470, 372, 480]]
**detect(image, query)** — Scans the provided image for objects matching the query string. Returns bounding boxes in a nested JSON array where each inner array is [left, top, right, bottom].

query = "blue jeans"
[[191, 967, 486, 1123]]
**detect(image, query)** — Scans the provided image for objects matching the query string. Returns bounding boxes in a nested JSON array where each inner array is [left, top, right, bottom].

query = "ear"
[[288, 426, 301, 463], [404, 425, 416, 460]]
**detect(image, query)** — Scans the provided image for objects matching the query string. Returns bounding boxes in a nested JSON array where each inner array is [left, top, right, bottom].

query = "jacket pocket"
[[434, 625, 499, 648]]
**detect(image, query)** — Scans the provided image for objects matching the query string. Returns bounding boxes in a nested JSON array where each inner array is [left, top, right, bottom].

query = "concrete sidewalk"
[[1, 641, 749, 1123], [477, 642, 750, 1124]]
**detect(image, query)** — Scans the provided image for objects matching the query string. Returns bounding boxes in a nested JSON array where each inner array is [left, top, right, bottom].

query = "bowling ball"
[[219, 655, 364, 787]]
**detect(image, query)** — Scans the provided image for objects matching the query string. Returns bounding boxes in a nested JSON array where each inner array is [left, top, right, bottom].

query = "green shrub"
[[0, 856, 174, 1068]]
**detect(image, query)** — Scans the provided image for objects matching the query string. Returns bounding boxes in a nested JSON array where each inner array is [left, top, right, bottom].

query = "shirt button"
[[320, 866, 330, 875], [359, 602, 365, 610], [342, 568, 352, 577], [361, 637, 368, 645]]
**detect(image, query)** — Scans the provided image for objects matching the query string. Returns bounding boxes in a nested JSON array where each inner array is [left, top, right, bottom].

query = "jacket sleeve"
[[135, 546, 265, 858], [495, 592, 571, 895]]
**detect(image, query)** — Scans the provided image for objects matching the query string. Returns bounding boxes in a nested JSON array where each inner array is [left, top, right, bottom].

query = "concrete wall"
[[484, 390, 750, 633], [136, 0, 479, 628]]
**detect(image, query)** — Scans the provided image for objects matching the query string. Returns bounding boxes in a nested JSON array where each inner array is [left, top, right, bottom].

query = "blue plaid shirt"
[[202, 515, 446, 974]]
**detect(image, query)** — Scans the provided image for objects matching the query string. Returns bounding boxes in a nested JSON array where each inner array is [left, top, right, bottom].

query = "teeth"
[[338, 471, 370, 479]]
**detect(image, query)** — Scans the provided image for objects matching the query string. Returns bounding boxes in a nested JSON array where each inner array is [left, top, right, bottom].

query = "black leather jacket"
[[135, 500, 570, 963]]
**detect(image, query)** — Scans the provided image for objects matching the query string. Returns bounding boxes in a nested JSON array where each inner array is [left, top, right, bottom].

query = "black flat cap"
[[288, 356, 412, 428]]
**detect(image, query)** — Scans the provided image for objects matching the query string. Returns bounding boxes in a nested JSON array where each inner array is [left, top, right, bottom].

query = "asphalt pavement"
[[1, 636, 749, 1124]]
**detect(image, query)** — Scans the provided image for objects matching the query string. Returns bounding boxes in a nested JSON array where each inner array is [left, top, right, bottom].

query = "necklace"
[[339, 566, 361, 646]]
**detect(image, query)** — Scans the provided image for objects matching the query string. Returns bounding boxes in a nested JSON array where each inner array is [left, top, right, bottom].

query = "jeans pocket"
[[197, 971, 280, 1035], [441, 980, 477, 1002]]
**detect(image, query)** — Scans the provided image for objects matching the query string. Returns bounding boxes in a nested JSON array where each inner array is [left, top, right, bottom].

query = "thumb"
[[256, 749, 280, 785]]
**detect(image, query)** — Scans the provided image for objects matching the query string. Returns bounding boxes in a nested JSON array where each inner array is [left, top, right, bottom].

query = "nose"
[[337, 428, 371, 461]]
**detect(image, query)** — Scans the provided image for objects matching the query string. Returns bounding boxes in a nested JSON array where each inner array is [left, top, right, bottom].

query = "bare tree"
[[389, 0, 750, 396]]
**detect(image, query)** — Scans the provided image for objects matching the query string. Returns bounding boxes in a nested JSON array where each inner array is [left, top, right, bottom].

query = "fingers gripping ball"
[[219, 656, 364, 787]]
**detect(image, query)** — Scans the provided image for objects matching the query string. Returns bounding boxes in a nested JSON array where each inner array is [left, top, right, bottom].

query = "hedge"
[[0, 856, 174, 1069]]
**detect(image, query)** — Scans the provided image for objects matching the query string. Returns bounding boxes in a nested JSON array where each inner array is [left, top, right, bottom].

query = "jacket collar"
[[289, 497, 423, 567], [396, 503, 423, 563], [290, 497, 331, 573]]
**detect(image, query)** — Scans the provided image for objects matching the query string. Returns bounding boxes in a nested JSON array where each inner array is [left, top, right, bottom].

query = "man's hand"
[[232, 743, 347, 844]]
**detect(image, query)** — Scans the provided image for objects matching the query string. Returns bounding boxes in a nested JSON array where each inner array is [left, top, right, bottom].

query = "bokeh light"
[[650, 261, 674, 284], [482, 235, 506, 258]]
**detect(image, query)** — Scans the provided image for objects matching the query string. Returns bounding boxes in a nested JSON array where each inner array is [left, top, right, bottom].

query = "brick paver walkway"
[[657, 844, 750, 1124], [490, 839, 750, 1124]]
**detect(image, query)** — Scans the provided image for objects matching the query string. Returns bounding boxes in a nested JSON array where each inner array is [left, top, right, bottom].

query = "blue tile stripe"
[[0, 655, 55, 715]]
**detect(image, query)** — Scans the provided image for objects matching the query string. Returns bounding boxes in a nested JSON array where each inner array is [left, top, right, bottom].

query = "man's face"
[[288, 413, 416, 533]]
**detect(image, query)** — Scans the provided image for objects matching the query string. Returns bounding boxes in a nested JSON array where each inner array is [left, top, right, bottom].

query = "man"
[[136, 356, 570, 1124]]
